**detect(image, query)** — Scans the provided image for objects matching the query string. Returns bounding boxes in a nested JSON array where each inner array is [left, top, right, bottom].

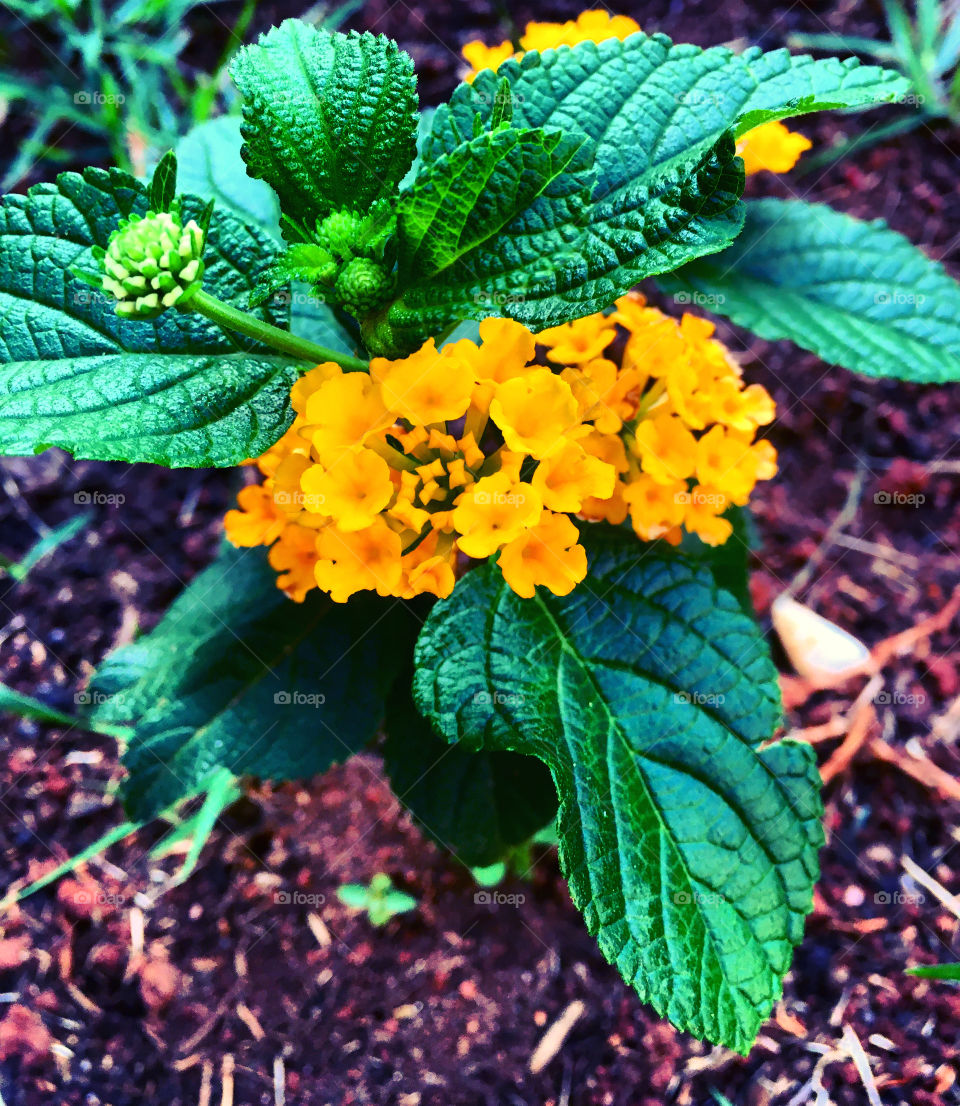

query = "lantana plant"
[[3, 9, 960, 1054]]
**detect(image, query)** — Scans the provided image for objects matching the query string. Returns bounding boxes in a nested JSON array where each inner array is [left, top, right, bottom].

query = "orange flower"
[[498, 511, 588, 597]]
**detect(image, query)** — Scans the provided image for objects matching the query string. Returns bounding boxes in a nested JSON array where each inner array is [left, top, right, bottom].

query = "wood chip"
[[198, 1060, 213, 1106], [273, 1055, 286, 1106], [236, 1002, 265, 1041], [841, 1024, 882, 1106], [901, 855, 960, 920], [820, 677, 883, 784], [220, 1054, 235, 1106], [307, 912, 332, 948], [869, 736, 960, 803], [528, 1000, 585, 1074]]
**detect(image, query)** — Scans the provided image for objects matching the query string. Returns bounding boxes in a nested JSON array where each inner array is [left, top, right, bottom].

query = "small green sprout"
[[336, 872, 417, 926]]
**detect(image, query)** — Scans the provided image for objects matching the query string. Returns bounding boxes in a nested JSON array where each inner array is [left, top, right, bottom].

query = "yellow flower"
[[631, 413, 698, 485], [737, 121, 811, 175], [695, 425, 764, 505], [300, 449, 394, 532], [400, 533, 457, 599], [521, 11, 640, 52], [498, 511, 587, 598], [224, 484, 287, 547], [622, 475, 687, 541], [462, 39, 514, 79], [539, 314, 617, 365], [371, 338, 475, 425], [304, 371, 391, 461], [532, 439, 616, 513], [490, 368, 580, 458], [268, 525, 321, 602], [681, 486, 733, 546], [290, 362, 343, 415], [452, 472, 542, 559], [314, 518, 402, 603]]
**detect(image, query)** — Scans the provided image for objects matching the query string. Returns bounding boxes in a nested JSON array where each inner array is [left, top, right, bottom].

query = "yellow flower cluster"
[[462, 12, 811, 176], [224, 295, 776, 605]]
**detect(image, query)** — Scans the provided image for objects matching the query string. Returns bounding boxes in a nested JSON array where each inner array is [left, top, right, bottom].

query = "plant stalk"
[[183, 288, 369, 372]]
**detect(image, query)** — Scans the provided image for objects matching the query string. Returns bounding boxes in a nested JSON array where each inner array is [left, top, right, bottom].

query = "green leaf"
[[149, 150, 178, 212], [367, 33, 905, 352], [88, 544, 421, 820], [413, 531, 823, 1052], [908, 962, 960, 981], [382, 675, 558, 867], [0, 681, 79, 728], [0, 167, 300, 467], [175, 116, 282, 241], [662, 198, 960, 383], [372, 131, 743, 355], [230, 21, 419, 230], [425, 36, 909, 175], [174, 117, 356, 356], [396, 124, 589, 283]]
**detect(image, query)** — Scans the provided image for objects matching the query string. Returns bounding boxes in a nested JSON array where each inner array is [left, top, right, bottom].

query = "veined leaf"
[[89, 544, 422, 820], [174, 116, 357, 356], [396, 125, 589, 284], [662, 198, 960, 383], [0, 168, 300, 467], [413, 531, 823, 1052], [230, 21, 419, 231], [372, 131, 743, 354], [175, 116, 282, 241], [424, 35, 909, 182], [383, 676, 558, 867], [370, 33, 905, 353]]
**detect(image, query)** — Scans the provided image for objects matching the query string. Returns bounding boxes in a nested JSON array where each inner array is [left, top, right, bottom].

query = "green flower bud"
[[316, 209, 364, 260], [102, 209, 205, 318], [334, 257, 392, 317]]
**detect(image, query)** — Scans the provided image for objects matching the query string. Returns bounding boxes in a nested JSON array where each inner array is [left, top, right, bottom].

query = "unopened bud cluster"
[[101, 209, 205, 318]]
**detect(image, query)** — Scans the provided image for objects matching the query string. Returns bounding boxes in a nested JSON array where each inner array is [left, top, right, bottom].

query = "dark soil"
[[2, 2, 960, 1104]]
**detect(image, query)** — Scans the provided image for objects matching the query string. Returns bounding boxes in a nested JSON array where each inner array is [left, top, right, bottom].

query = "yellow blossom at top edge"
[[497, 510, 587, 598], [520, 11, 640, 52], [371, 338, 476, 426], [737, 120, 812, 175], [462, 11, 640, 80]]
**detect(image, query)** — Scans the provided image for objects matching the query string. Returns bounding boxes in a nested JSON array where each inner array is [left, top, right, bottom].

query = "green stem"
[[183, 288, 369, 372]]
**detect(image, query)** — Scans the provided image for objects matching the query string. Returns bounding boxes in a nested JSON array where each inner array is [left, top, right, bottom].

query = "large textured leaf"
[[662, 198, 960, 384], [413, 532, 823, 1052], [175, 117, 357, 356], [425, 35, 909, 178], [89, 544, 420, 820], [396, 125, 588, 283], [368, 34, 905, 352], [0, 167, 298, 467], [230, 22, 419, 230], [382, 676, 558, 867], [371, 132, 743, 355], [175, 116, 282, 241]]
